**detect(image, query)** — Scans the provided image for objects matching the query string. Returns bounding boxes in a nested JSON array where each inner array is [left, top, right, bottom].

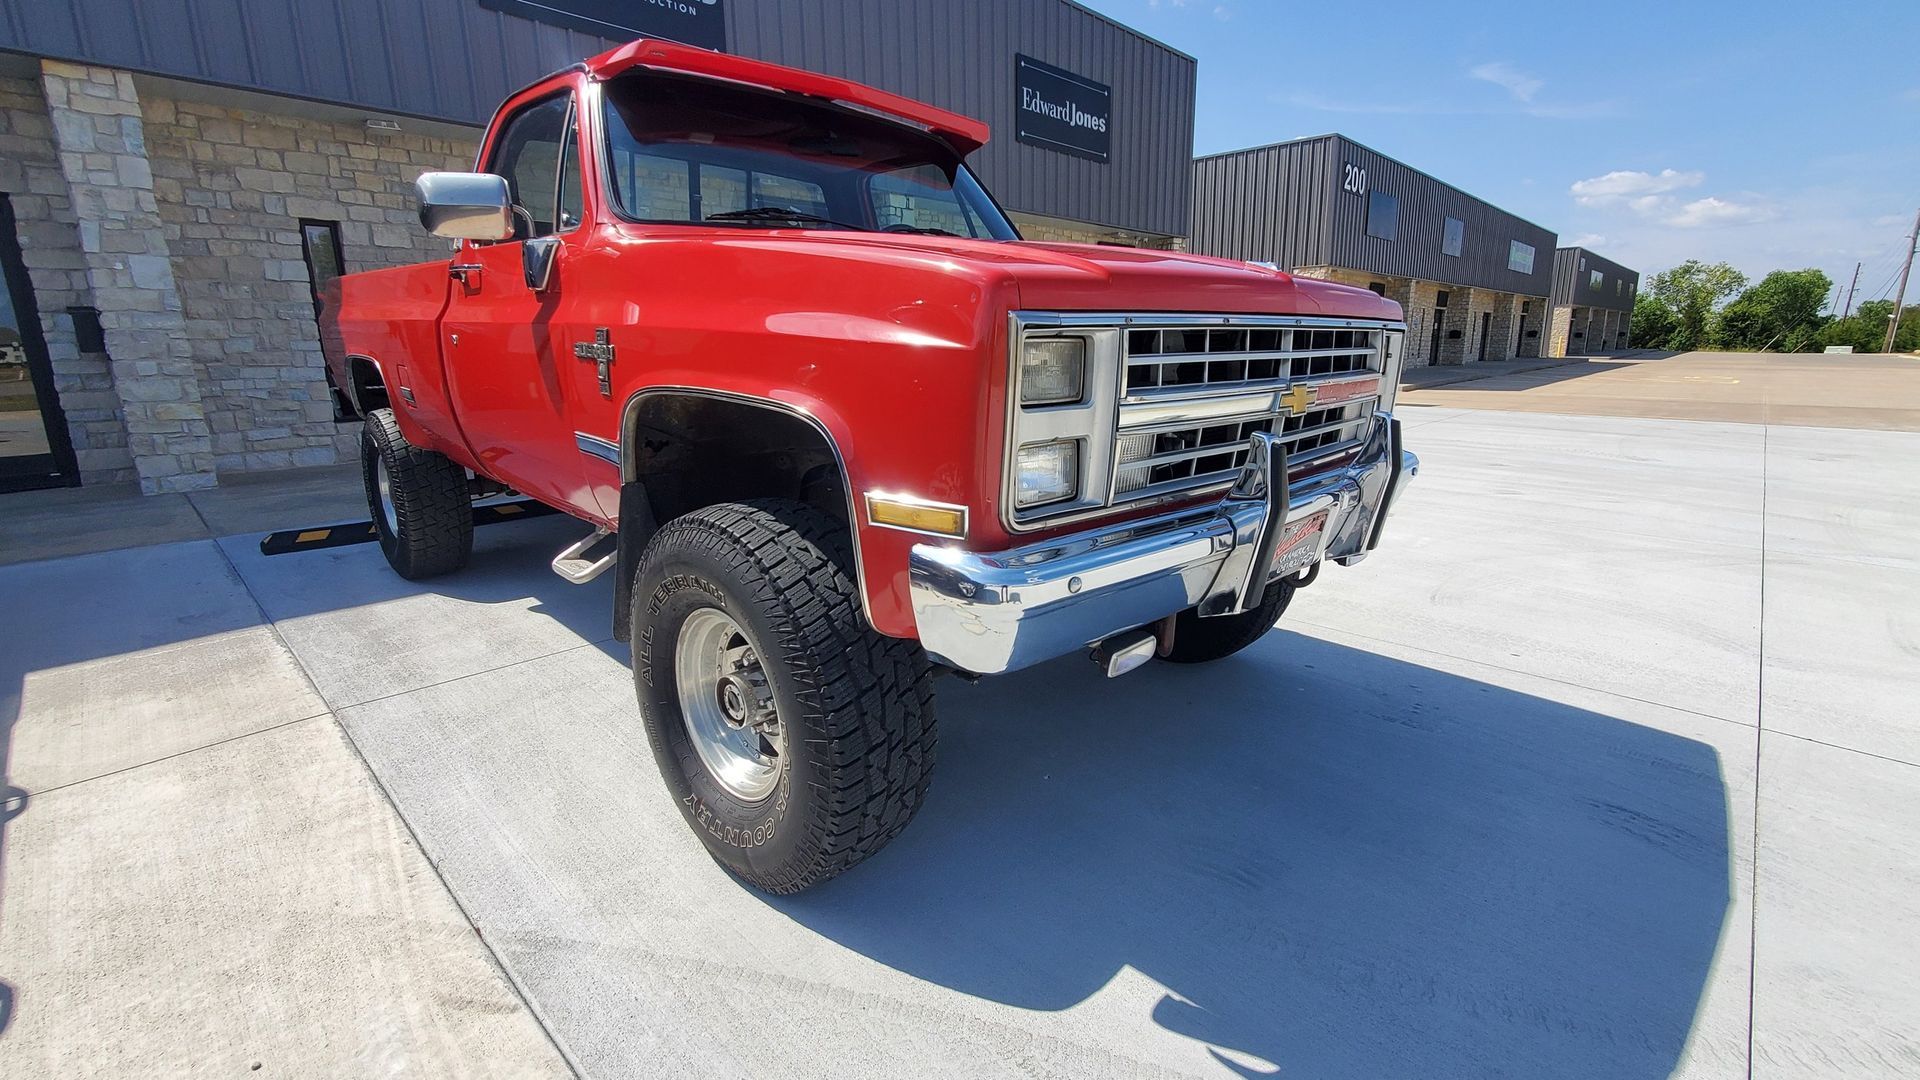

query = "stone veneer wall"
[[141, 94, 478, 472], [0, 71, 132, 484], [40, 62, 215, 493]]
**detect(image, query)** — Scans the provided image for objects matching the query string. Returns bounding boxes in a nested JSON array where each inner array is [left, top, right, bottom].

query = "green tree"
[[1628, 292, 1677, 349], [1717, 268, 1833, 351], [1643, 260, 1747, 350], [1819, 300, 1920, 353]]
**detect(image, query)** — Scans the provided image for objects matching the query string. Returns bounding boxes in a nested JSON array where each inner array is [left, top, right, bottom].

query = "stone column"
[[1548, 305, 1573, 357], [40, 61, 215, 493], [1486, 293, 1520, 363]]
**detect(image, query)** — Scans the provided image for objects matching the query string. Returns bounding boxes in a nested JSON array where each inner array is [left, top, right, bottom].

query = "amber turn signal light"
[[864, 494, 968, 538]]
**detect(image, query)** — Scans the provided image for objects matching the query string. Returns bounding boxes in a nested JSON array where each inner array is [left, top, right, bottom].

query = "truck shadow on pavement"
[[769, 632, 1735, 1079]]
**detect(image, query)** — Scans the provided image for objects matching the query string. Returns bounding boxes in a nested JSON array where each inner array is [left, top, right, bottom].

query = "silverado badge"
[[573, 328, 615, 397]]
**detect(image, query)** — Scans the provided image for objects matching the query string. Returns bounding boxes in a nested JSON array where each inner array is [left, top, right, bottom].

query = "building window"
[[1435, 289, 1450, 309], [1616, 280, 1624, 297], [1367, 281, 1386, 297], [1441, 216, 1464, 258], [1366, 190, 1399, 241], [1590, 269, 1605, 290], [1508, 240, 1535, 275]]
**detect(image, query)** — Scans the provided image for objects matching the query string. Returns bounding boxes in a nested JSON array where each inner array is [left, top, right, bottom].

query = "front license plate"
[[1270, 510, 1329, 578]]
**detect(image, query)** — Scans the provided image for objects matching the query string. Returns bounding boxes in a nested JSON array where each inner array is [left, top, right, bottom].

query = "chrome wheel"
[[675, 608, 783, 801], [373, 454, 398, 535]]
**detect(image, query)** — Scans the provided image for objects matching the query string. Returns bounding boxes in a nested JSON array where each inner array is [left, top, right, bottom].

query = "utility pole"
[[1885, 208, 1919, 354], [1842, 261, 1861, 318]]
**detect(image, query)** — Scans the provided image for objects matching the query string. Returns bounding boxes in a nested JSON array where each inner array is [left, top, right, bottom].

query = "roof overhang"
[[587, 38, 989, 157]]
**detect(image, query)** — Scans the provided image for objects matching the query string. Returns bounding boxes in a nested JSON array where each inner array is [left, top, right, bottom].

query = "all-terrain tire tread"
[[362, 407, 473, 579], [641, 499, 935, 894]]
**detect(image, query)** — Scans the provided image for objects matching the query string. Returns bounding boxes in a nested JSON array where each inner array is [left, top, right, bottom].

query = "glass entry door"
[[0, 194, 79, 492]]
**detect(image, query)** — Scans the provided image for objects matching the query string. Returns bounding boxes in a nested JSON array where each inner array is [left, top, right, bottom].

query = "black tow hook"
[[1292, 561, 1321, 590]]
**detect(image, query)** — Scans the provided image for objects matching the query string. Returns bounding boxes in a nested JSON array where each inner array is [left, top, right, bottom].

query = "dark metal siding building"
[[0, 0, 1196, 493], [1549, 247, 1638, 356], [1551, 247, 1638, 311], [1193, 134, 1559, 366], [0, 0, 1196, 243]]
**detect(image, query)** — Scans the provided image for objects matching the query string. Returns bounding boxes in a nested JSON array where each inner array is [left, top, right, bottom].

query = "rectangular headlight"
[[1014, 440, 1078, 507], [1020, 338, 1086, 405]]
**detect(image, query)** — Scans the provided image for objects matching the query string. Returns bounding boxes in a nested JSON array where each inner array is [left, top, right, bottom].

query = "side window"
[[485, 94, 580, 239], [557, 123, 582, 231], [870, 164, 981, 237]]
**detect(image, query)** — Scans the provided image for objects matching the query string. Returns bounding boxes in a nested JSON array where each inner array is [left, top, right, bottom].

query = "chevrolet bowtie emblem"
[[1280, 382, 1317, 416]]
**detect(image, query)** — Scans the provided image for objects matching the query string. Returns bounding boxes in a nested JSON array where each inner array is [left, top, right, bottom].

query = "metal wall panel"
[[1192, 134, 1558, 298], [1551, 247, 1638, 311], [0, 0, 1194, 237], [1191, 136, 1334, 271]]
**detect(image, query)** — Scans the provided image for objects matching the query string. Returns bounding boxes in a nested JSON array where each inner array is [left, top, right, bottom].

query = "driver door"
[[440, 89, 596, 516]]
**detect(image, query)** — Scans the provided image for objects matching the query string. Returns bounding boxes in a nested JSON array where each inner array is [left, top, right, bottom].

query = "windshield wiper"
[[706, 206, 870, 231]]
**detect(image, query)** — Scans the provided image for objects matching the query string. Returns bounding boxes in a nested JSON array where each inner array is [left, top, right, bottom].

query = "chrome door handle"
[[449, 263, 483, 284]]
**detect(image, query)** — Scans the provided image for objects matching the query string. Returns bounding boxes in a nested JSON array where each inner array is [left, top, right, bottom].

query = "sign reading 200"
[[1341, 162, 1368, 197]]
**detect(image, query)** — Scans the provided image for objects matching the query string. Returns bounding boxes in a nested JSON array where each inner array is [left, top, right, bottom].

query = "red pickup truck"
[[323, 38, 1416, 893]]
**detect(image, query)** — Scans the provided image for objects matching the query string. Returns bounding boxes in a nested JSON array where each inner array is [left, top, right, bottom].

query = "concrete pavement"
[[1400, 350, 1920, 430], [1, 403, 1917, 1076], [0, 540, 572, 1076]]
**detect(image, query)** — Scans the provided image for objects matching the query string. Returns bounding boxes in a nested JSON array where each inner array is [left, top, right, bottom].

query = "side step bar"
[[552, 526, 615, 584]]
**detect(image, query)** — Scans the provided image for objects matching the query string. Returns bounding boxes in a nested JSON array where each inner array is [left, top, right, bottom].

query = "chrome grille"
[[1124, 327, 1379, 396], [1114, 400, 1377, 498], [1112, 321, 1388, 503]]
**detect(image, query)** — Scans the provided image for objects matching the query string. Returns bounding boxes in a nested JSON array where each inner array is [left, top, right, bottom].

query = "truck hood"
[[738, 232, 1405, 322]]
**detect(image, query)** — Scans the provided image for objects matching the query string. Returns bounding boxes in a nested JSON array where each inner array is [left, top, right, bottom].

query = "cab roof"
[[585, 38, 991, 157]]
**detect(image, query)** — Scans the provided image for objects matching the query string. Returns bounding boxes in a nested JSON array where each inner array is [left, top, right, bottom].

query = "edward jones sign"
[[479, 0, 726, 51], [1014, 54, 1111, 163]]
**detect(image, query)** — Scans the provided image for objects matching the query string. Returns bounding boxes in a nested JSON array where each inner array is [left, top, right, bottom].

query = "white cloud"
[[1282, 91, 1616, 120], [1662, 197, 1774, 228], [1469, 62, 1543, 103], [1570, 168, 1705, 205], [1570, 233, 1608, 248]]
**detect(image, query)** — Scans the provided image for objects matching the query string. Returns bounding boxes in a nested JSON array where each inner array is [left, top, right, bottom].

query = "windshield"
[[600, 70, 1018, 240]]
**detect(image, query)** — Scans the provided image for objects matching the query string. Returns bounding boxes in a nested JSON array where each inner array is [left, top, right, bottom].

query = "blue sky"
[[1078, 0, 1920, 301]]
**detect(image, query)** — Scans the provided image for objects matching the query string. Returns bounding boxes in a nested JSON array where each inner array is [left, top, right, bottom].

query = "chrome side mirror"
[[416, 172, 515, 241]]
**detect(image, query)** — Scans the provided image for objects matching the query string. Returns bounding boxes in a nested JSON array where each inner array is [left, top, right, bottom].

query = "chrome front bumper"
[[908, 413, 1416, 675]]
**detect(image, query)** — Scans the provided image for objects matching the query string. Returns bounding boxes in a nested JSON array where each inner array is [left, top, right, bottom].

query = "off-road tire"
[[361, 407, 473, 580], [631, 499, 936, 894], [1163, 578, 1296, 664]]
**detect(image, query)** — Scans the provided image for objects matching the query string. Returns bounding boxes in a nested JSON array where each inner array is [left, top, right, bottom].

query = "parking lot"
[[1, 351, 1916, 1078]]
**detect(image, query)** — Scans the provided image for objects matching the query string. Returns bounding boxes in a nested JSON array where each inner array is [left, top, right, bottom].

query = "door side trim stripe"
[[575, 431, 620, 465]]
